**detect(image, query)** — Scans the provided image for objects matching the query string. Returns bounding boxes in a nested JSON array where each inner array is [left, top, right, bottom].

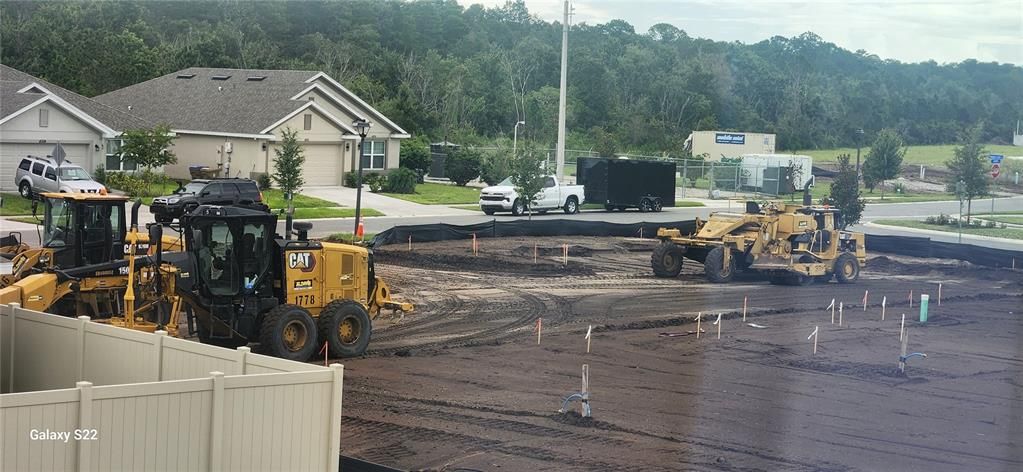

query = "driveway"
[[302, 186, 479, 218]]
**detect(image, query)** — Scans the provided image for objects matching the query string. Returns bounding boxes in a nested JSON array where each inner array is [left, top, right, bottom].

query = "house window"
[[39, 109, 49, 127], [360, 140, 386, 170], [303, 114, 312, 130], [105, 139, 137, 171]]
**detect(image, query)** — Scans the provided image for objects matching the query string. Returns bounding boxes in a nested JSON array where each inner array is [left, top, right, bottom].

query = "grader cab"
[[652, 201, 866, 285]]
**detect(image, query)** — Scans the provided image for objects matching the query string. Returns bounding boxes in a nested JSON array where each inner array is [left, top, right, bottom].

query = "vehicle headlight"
[[167, 197, 180, 204]]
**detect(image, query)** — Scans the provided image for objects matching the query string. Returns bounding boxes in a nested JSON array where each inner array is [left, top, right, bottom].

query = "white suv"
[[15, 156, 106, 198]]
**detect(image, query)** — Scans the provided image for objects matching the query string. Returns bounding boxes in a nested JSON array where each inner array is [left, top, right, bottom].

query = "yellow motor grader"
[[652, 201, 866, 285], [1, 193, 183, 288]]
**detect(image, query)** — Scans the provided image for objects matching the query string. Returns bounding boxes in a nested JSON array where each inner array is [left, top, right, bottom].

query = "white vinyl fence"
[[0, 303, 343, 472]]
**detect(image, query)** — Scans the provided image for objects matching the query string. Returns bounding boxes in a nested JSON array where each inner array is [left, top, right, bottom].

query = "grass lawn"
[[262, 189, 337, 208], [874, 219, 1023, 240], [0, 193, 35, 216], [382, 182, 480, 205], [291, 207, 383, 219], [451, 205, 484, 212], [9, 216, 40, 224], [324, 232, 378, 244], [797, 144, 1020, 167], [674, 200, 705, 207], [984, 216, 1023, 225]]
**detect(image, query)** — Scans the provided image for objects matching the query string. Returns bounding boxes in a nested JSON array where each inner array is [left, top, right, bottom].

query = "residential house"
[[95, 68, 410, 186], [0, 64, 152, 191]]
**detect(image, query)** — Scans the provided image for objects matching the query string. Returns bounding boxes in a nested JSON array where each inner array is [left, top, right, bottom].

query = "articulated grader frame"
[[652, 201, 866, 285]]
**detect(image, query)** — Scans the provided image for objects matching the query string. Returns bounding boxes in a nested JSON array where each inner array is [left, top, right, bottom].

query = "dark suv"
[[150, 178, 264, 223]]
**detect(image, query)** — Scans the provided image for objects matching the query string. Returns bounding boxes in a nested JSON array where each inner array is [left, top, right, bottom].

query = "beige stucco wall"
[[165, 133, 269, 180], [0, 101, 106, 171]]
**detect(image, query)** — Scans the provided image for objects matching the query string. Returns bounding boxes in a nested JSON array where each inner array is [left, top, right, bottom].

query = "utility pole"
[[855, 129, 864, 184], [555, 0, 569, 182]]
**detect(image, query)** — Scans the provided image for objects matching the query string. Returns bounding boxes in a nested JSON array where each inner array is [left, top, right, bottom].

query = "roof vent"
[[176, 73, 196, 79], [127, 105, 133, 111], [211, 75, 231, 81], [246, 76, 266, 81]]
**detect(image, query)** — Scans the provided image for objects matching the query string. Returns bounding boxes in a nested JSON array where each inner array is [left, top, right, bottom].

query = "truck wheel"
[[639, 198, 651, 212], [563, 196, 579, 214], [318, 300, 372, 358], [260, 304, 319, 361], [834, 252, 860, 283], [511, 199, 525, 216], [653, 199, 663, 212], [651, 243, 684, 277], [18, 181, 32, 199], [704, 247, 735, 283]]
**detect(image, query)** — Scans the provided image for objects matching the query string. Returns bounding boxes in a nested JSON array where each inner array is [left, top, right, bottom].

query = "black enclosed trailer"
[[576, 157, 676, 212]]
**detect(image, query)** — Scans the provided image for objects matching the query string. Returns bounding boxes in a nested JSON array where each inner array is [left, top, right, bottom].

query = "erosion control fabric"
[[371, 219, 1023, 268]]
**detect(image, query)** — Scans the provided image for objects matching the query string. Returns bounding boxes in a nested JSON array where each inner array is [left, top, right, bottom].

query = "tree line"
[[3, 0, 1020, 153]]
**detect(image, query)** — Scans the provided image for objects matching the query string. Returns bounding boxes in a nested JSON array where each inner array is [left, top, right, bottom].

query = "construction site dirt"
[[333, 237, 1022, 471]]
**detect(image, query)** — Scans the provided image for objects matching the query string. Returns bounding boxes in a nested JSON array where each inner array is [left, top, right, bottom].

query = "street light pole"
[[513, 121, 525, 158], [855, 128, 864, 184], [956, 179, 965, 244], [352, 119, 371, 237]]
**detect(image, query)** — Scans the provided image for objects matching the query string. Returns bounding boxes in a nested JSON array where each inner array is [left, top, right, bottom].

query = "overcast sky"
[[458, 0, 1023, 65]]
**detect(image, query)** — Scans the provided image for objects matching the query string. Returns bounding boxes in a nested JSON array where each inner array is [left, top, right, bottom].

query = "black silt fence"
[[370, 219, 1023, 269]]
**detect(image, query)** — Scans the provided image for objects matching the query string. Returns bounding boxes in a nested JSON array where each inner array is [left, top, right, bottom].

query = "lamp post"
[[956, 179, 965, 244], [513, 121, 525, 158], [352, 119, 371, 236], [855, 128, 864, 184]]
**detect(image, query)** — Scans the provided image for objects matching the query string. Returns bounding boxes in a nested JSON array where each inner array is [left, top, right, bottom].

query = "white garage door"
[[302, 144, 342, 186], [0, 143, 90, 192]]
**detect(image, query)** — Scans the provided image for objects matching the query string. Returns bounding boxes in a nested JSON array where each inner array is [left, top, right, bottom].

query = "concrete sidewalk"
[[302, 185, 480, 218]]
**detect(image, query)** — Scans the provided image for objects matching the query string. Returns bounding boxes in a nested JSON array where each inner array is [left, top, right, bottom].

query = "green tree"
[[862, 128, 906, 198], [480, 149, 513, 186], [444, 147, 482, 186], [828, 153, 865, 229], [509, 144, 546, 220], [272, 128, 305, 215], [945, 125, 989, 223], [118, 124, 177, 171], [398, 135, 431, 182], [592, 127, 618, 157]]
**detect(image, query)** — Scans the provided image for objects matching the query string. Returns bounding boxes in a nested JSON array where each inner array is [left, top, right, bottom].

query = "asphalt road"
[[301, 195, 1023, 248], [6, 195, 1022, 250]]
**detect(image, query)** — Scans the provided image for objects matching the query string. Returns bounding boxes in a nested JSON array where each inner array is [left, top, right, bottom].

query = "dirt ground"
[[335, 236, 1023, 471]]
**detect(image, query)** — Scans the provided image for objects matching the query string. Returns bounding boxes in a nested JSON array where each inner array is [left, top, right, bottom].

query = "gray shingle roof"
[[0, 64, 153, 130], [94, 67, 361, 135]]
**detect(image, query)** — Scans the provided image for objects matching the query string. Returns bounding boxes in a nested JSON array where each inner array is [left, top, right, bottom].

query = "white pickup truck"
[[479, 176, 585, 216]]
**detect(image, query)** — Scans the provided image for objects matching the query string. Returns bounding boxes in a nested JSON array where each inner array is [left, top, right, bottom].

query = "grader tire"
[[318, 300, 372, 358], [260, 304, 319, 361], [651, 243, 684, 278], [704, 247, 735, 283], [834, 252, 860, 284]]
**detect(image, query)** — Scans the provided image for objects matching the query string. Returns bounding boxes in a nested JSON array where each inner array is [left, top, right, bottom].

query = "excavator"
[[1, 201, 412, 360]]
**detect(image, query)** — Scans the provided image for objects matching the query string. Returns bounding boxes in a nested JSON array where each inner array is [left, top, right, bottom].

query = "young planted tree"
[[945, 125, 989, 223], [509, 144, 547, 220], [862, 128, 906, 199], [117, 124, 176, 194], [272, 128, 305, 216], [828, 153, 865, 229]]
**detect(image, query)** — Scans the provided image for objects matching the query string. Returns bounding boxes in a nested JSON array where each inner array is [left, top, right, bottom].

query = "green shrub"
[[256, 173, 272, 190], [364, 173, 385, 193], [399, 136, 431, 179], [344, 172, 359, 188], [105, 172, 147, 197], [93, 164, 106, 184], [445, 147, 482, 186], [480, 150, 512, 186], [386, 167, 417, 194]]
